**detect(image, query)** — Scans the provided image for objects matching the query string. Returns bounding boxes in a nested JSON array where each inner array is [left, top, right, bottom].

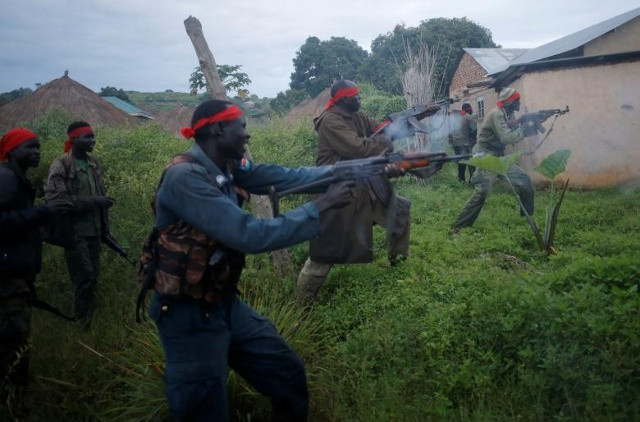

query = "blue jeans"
[[150, 293, 308, 422]]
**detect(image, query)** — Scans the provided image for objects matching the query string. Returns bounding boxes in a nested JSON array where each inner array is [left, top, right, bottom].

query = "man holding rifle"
[[45, 121, 115, 328], [295, 79, 419, 305], [140, 99, 354, 421], [0, 128, 74, 416], [450, 87, 534, 233]]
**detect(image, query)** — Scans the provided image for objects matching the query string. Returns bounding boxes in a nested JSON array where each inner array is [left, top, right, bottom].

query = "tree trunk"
[[184, 16, 228, 101], [183, 16, 293, 274]]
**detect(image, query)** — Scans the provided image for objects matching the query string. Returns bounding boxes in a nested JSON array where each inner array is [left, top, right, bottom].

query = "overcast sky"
[[1, 1, 639, 98]]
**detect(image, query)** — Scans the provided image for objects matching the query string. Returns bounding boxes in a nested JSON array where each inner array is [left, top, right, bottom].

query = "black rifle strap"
[[525, 114, 559, 156]]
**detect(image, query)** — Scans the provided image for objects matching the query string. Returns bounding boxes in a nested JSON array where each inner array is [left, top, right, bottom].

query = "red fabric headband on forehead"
[[496, 91, 520, 108], [181, 105, 244, 139], [325, 87, 359, 110], [0, 128, 37, 160], [68, 126, 94, 138], [65, 125, 94, 152]]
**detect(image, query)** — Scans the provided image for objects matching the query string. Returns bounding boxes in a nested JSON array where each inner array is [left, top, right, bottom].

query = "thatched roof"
[[154, 105, 195, 138], [0, 73, 137, 129], [285, 87, 331, 123]]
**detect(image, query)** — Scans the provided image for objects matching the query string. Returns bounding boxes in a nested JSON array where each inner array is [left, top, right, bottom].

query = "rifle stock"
[[101, 233, 136, 265]]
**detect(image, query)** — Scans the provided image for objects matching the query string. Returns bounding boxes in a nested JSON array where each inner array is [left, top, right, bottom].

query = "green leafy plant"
[[464, 149, 571, 254]]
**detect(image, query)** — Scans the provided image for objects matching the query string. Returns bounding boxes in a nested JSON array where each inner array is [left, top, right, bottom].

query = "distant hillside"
[[126, 91, 273, 121], [126, 91, 204, 113]]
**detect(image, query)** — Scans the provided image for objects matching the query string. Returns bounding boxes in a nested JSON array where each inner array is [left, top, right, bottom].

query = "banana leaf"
[[534, 149, 570, 179], [545, 179, 570, 254], [462, 151, 522, 176]]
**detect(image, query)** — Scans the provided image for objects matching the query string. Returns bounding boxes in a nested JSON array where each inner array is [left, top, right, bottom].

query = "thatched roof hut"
[[285, 87, 330, 123], [0, 72, 137, 129], [154, 105, 195, 138]]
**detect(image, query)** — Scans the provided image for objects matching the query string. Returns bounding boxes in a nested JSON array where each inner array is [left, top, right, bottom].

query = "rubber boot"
[[294, 258, 332, 306]]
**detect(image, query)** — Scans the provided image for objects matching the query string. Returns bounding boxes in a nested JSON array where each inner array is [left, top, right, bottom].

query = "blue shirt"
[[155, 144, 333, 254]]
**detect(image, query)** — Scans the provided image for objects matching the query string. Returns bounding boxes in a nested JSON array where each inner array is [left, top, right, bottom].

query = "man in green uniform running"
[[451, 87, 534, 232]]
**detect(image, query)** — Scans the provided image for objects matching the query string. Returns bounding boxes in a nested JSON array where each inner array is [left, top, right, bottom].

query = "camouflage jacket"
[[44, 152, 109, 238], [474, 107, 524, 156]]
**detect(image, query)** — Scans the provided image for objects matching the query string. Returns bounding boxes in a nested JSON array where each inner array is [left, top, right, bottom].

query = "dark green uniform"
[[451, 106, 534, 229], [45, 153, 108, 324]]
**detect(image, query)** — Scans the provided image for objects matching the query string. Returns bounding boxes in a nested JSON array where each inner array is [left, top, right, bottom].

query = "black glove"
[[312, 181, 356, 213]]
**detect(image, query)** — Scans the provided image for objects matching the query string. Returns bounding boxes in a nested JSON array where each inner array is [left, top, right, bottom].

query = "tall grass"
[[10, 113, 640, 421]]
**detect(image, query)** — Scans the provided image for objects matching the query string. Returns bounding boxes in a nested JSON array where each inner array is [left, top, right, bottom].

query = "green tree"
[[99, 86, 131, 103], [290, 36, 368, 98], [0, 87, 33, 106], [189, 65, 252, 96], [360, 18, 497, 97]]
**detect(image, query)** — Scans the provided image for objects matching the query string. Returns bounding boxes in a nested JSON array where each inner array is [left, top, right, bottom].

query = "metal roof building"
[[102, 96, 154, 120], [490, 6, 640, 75], [463, 48, 529, 75]]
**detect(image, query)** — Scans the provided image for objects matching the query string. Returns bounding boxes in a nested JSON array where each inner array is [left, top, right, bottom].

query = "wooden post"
[[183, 16, 293, 274], [184, 16, 228, 101]]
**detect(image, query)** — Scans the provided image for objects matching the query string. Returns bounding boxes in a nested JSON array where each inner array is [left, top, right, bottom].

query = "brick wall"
[[449, 53, 489, 96]]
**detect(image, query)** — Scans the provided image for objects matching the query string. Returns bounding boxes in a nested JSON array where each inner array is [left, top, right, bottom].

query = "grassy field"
[[4, 116, 639, 421]]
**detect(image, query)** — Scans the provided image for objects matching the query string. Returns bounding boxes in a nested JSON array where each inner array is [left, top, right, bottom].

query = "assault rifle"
[[269, 151, 471, 215], [508, 106, 570, 137], [102, 233, 136, 265], [372, 102, 442, 141]]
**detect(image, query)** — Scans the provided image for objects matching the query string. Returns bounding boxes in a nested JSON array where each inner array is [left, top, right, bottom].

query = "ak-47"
[[372, 102, 441, 141], [508, 106, 570, 137], [269, 151, 471, 215], [102, 233, 136, 265]]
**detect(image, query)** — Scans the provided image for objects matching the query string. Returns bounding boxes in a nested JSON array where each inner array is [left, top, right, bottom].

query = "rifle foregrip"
[[394, 159, 432, 171]]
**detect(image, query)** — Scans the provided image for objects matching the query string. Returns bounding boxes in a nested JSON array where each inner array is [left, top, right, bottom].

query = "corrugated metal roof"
[[463, 48, 529, 74], [490, 6, 640, 75], [102, 96, 154, 119]]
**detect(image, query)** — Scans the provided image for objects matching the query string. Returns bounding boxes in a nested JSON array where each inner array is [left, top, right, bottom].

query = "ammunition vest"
[[136, 155, 247, 321]]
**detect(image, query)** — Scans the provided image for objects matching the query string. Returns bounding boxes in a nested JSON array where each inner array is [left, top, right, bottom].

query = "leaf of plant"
[[534, 149, 571, 179], [463, 151, 522, 176], [546, 179, 570, 254]]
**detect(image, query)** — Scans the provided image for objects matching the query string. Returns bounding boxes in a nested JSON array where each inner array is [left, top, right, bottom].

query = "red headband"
[[325, 87, 359, 110], [0, 128, 38, 160], [181, 105, 244, 139], [496, 91, 520, 108], [65, 125, 94, 152]]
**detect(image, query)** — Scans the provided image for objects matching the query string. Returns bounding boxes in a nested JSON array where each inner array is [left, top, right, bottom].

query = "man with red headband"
[[143, 99, 353, 421], [0, 128, 73, 416], [44, 121, 114, 328], [295, 79, 411, 305], [451, 87, 534, 232]]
